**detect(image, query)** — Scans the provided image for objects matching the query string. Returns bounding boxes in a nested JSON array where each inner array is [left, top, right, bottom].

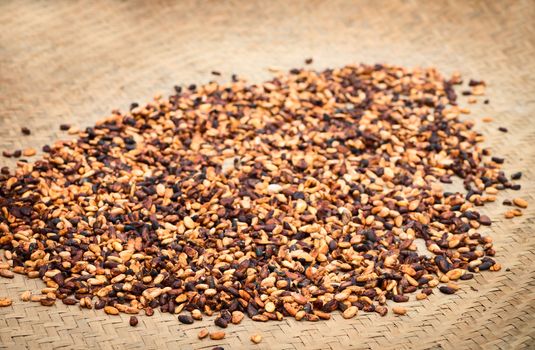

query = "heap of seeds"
[[0, 64, 523, 325]]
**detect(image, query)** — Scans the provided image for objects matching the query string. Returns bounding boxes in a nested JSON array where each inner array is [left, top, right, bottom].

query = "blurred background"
[[0, 1, 533, 167]]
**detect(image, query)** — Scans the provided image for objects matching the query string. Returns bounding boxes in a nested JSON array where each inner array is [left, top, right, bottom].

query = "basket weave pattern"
[[0, 1, 534, 349]]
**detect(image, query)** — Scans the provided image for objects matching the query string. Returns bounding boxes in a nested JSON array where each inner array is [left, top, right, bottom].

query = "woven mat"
[[1, 1, 534, 349]]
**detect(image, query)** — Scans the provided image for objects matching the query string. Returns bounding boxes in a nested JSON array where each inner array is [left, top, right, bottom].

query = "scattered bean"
[[210, 331, 226, 340], [104, 306, 119, 315], [198, 328, 209, 339], [22, 148, 36, 157], [178, 315, 194, 324], [251, 334, 262, 344], [20, 291, 31, 301], [214, 316, 228, 328], [513, 198, 528, 208], [342, 306, 358, 319], [439, 286, 457, 295], [0, 269, 14, 279], [392, 307, 407, 315], [40, 298, 55, 306], [511, 172, 522, 180], [0, 297, 12, 307]]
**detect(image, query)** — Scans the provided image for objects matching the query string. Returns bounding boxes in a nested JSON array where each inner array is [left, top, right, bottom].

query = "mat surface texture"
[[0, 1, 534, 349]]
